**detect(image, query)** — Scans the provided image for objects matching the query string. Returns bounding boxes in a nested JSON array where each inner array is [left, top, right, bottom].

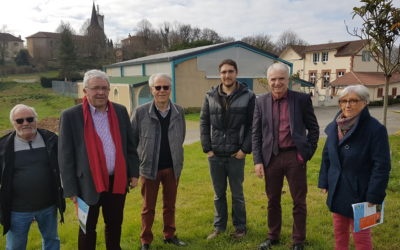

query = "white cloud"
[[1, 0, 398, 45]]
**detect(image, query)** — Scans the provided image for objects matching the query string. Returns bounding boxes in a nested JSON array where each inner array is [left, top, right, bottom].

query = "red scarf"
[[82, 96, 127, 194]]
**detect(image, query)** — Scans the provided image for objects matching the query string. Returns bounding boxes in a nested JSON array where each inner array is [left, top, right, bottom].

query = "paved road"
[[184, 104, 400, 145]]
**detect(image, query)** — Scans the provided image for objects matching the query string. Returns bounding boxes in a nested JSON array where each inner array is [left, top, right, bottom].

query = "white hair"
[[339, 85, 370, 104], [148, 73, 171, 87], [266, 62, 290, 79], [9, 104, 38, 124], [83, 69, 110, 88]]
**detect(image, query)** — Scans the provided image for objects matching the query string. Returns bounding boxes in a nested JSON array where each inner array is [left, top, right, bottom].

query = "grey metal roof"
[[106, 41, 279, 68]]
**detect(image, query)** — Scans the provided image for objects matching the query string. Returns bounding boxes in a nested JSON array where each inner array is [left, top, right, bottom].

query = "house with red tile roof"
[[330, 71, 400, 101], [279, 40, 400, 105]]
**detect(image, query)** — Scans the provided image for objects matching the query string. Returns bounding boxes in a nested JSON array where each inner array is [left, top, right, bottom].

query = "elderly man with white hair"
[[0, 104, 65, 250]]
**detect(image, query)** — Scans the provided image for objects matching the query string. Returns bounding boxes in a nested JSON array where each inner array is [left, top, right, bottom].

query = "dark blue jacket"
[[318, 107, 391, 218]]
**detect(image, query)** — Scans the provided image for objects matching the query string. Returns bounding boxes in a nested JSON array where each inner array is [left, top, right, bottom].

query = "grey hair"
[[83, 69, 110, 88], [339, 85, 370, 104], [266, 62, 290, 79], [9, 104, 38, 124], [148, 73, 172, 87]]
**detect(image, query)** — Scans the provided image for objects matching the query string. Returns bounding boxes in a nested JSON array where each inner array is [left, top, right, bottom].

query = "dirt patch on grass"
[[37, 117, 59, 133]]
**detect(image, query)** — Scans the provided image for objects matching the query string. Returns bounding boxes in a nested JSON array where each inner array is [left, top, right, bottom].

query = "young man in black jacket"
[[200, 59, 255, 240]]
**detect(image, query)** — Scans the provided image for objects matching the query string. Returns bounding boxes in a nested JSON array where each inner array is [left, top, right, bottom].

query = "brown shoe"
[[230, 229, 246, 239], [207, 230, 222, 240]]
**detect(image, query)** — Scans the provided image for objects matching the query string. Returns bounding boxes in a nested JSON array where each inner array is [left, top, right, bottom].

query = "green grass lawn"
[[0, 80, 399, 249], [0, 138, 399, 250]]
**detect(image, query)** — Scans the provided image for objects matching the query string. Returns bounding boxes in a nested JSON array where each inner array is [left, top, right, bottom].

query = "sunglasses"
[[15, 117, 35, 124], [153, 85, 170, 91]]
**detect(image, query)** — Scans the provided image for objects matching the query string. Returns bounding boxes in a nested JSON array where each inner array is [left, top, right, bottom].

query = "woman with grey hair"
[[318, 84, 391, 249]]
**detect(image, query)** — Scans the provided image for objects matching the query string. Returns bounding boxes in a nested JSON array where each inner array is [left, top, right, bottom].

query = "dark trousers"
[[140, 168, 178, 244], [208, 156, 246, 232], [264, 150, 307, 244], [78, 176, 126, 250]]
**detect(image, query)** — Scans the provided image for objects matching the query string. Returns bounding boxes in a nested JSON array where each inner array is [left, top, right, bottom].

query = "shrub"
[[40, 76, 62, 88], [184, 107, 201, 114]]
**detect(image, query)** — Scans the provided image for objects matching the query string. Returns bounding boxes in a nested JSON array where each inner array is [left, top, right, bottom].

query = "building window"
[[392, 87, 397, 97], [362, 51, 371, 62], [309, 71, 317, 84], [322, 52, 328, 63], [337, 70, 345, 78], [377, 88, 383, 98], [322, 71, 330, 88], [313, 53, 320, 63], [113, 88, 119, 101]]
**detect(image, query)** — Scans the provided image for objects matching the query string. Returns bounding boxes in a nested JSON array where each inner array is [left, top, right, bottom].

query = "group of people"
[[0, 59, 391, 250]]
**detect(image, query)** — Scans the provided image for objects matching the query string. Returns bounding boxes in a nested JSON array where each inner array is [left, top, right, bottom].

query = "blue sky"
[[1, 0, 398, 45]]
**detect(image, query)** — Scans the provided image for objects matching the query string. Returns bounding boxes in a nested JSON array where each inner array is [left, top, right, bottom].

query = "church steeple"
[[89, 2, 100, 29]]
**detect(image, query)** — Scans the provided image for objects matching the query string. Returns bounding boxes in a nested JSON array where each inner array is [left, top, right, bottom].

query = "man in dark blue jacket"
[[200, 59, 255, 240], [0, 104, 65, 250]]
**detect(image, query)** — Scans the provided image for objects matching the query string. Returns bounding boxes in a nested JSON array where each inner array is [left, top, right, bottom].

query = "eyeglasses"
[[86, 86, 110, 92], [153, 85, 170, 91], [15, 117, 35, 124], [338, 99, 362, 106], [220, 70, 235, 74]]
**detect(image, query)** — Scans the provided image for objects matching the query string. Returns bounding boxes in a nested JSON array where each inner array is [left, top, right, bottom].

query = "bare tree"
[[200, 28, 223, 43], [241, 34, 276, 54], [159, 22, 171, 51], [137, 19, 153, 45], [275, 30, 308, 54], [177, 24, 193, 44], [79, 19, 91, 35], [347, 0, 400, 126]]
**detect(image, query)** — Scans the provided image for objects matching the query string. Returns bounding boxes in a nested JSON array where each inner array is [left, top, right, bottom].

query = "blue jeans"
[[6, 205, 60, 250], [208, 156, 246, 232]]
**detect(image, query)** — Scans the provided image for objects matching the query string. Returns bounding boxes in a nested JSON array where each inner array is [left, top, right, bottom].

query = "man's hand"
[[232, 149, 246, 159], [129, 177, 139, 189], [207, 151, 215, 158], [255, 163, 265, 178]]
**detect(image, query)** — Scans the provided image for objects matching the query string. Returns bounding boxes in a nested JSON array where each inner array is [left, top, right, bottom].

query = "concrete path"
[[184, 104, 400, 145]]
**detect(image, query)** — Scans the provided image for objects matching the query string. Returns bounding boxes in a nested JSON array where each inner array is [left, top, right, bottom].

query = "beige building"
[[279, 40, 392, 106], [26, 3, 104, 64], [0, 33, 24, 62], [96, 41, 300, 114]]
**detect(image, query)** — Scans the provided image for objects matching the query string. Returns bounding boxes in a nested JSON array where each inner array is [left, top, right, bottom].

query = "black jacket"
[[200, 82, 255, 157], [0, 129, 65, 235]]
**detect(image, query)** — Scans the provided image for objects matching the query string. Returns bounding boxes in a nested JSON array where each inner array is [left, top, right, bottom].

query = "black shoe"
[[292, 243, 304, 250], [140, 244, 150, 250], [259, 239, 279, 250], [164, 236, 187, 246]]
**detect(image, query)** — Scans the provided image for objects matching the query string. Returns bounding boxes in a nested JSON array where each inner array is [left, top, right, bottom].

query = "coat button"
[[345, 145, 350, 150]]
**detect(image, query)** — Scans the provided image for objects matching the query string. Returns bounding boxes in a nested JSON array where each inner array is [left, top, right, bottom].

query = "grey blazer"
[[252, 90, 319, 167], [58, 102, 139, 205]]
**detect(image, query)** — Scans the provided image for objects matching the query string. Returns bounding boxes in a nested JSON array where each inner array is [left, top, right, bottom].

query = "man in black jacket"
[[200, 59, 255, 240], [0, 104, 65, 250]]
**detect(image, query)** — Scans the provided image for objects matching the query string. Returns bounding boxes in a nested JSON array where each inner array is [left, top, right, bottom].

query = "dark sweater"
[[155, 108, 173, 170], [12, 148, 55, 211]]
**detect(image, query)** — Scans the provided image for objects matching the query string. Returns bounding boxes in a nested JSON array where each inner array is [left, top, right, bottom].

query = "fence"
[[52, 81, 78, 98]]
